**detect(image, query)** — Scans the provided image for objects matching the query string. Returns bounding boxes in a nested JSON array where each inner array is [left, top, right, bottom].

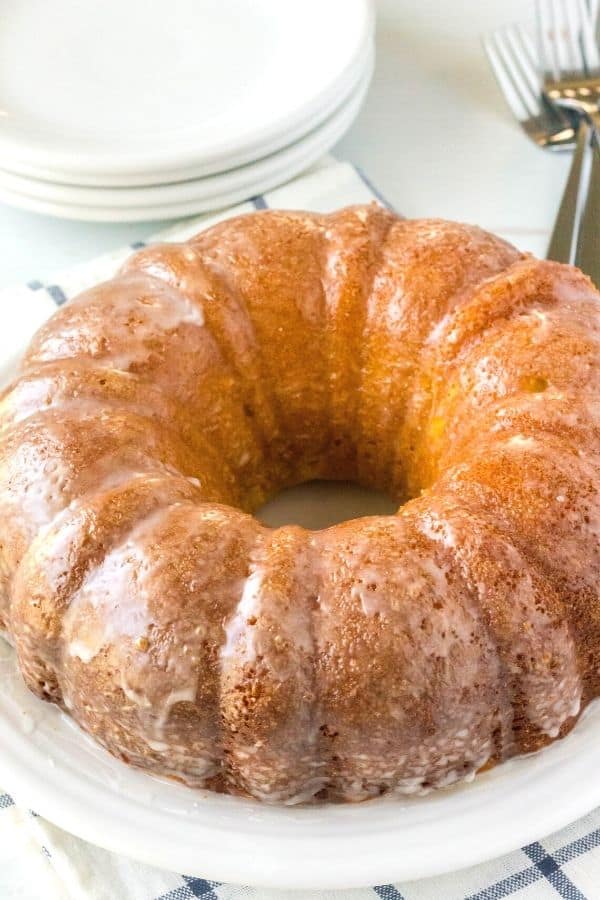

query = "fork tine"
[[505, 25, 541, 100], [562, 0, 585, 74], [484, 33, 531, 122], [519, 24, 544, 74], [591, 0, 600, 47], [494, 29, 542, 118], [552, 0, 571, 76], [537, 0, 559, 80], [578, 0, 600, 73], [484, 34, 528, 122]]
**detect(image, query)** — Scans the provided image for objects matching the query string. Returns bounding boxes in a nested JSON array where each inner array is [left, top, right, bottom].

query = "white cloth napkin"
[[1, 157, 597, 900]]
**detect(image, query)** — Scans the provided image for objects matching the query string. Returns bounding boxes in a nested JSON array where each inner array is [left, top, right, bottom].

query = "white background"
[[0, 0, 567, 288]]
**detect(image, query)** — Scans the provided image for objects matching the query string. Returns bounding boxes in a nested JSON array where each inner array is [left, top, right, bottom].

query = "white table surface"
[[0, 0, 569, 289]]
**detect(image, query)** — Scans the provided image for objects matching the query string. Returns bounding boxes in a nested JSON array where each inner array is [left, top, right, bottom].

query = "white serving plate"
[[0, 62, 372, 222], [0, 0, 373, 183], [0, 50, 373, 211], [3, 627, 600, 890], [1, 302, 600, 889]]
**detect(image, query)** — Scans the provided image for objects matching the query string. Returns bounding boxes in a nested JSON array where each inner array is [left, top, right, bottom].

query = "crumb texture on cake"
[[0, 204, 599, 803]]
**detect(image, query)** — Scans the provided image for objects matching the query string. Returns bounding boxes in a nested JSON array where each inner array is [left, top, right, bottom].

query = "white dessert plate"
[[0, 30, 374, 189], [0, 51, 373, 212], [0, 0, 373, 183], [0, 61, 372, 222], [3, 602, 600, 890]]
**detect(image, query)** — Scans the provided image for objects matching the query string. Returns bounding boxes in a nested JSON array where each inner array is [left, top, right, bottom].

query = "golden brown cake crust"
[[1, 204, 599, 802]]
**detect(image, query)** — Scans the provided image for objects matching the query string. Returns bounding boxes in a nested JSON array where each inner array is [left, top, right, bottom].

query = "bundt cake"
[[0, 203, 598, 804]]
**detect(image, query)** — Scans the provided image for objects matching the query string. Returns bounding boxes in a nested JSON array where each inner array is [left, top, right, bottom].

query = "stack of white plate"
[[0, 0, 374, 222]]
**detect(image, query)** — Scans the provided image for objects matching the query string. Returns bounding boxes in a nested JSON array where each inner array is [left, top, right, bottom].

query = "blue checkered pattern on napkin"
[[0, 157, 593, 900]]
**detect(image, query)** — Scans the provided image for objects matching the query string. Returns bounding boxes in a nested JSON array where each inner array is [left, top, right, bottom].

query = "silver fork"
[[483, 24, 576, 150], [538, 0, 600, 127], [537, 0, 600, 283]]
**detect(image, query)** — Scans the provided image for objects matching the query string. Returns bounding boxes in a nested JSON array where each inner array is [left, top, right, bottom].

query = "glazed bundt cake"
[[1, 203, 598, 803]]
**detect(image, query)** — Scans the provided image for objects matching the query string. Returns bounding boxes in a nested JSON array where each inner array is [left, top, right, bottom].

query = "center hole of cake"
[[256, 480, 398, 530]]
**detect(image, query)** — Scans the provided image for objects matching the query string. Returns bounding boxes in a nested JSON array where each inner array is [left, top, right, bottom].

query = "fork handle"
[[575, 127, 600, 287], [547, 120, 590, 265]]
